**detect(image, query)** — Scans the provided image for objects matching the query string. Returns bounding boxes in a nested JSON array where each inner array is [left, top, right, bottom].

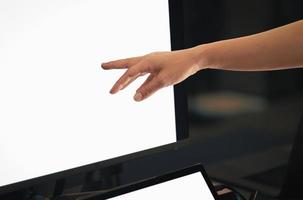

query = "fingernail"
[[134, 92, 143, 102]]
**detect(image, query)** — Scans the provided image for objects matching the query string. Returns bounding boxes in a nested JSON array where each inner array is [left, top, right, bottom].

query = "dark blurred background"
[[182, 0, 303, 196]]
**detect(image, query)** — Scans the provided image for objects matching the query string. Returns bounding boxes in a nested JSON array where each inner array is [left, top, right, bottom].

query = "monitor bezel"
[[169, 0, 189, 141], [83, 164, 218, 200]]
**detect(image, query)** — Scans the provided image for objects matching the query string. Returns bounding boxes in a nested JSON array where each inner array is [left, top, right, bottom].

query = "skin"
[[102, 20, 303, 102]]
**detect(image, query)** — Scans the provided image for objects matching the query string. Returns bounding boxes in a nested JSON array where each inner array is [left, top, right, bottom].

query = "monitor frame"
[[169, 0, 189, 141], [0, 0, 189, 195], [83, 164, 218, 200]]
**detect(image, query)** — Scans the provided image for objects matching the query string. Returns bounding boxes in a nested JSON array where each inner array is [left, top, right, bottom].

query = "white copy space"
[[0, 0, 175, 187]]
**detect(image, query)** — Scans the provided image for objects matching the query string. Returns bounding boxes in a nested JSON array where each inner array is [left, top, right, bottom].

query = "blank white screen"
[[110, 172, 215, 200], [0, 0, 176, 187]]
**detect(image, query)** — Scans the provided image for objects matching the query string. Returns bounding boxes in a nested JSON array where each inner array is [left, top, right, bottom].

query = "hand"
[[101, 48, 201, 102]]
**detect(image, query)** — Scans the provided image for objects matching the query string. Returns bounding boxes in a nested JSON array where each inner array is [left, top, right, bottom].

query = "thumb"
[[134, 76, 165, 102]]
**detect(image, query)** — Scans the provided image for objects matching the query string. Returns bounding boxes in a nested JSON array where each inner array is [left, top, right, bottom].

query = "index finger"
[[101, 56, 142, 70]]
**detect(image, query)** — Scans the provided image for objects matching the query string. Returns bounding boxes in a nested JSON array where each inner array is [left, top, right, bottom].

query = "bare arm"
[[102, 20, 303, 101], [197, 20, 303, 71]]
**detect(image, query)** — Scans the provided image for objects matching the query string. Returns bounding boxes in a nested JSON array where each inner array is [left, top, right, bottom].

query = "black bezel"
[[169, 0, 190, 140], [84, 164, 218, 200]]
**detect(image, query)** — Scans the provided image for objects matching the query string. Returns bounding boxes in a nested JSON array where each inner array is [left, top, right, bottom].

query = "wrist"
[[191, 43, 218, 71]]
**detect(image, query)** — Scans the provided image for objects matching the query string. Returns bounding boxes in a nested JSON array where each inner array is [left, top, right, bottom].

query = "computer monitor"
[[0, 0, 188, 192]]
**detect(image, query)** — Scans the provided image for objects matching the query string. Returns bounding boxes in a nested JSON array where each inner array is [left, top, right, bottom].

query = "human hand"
[[101, 48, 201, 102]]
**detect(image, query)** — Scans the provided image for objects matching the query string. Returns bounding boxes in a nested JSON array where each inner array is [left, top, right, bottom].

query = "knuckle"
[[155, 76, 166, 87], [120, 60, 128, 68], [141, 58, 152, 69], [140, 85, 153, 97], [143, 53, 158, 70], [127, 69, 136, 77], [139, 89, 148, 98]]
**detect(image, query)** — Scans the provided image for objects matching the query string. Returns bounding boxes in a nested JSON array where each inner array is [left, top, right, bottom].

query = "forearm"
[[103, 20, 303, 101], [194, 20, 303, 71]]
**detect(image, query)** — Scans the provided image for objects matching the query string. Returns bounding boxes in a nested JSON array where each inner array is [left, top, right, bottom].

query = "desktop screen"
[[0, 0, 176, 188]]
